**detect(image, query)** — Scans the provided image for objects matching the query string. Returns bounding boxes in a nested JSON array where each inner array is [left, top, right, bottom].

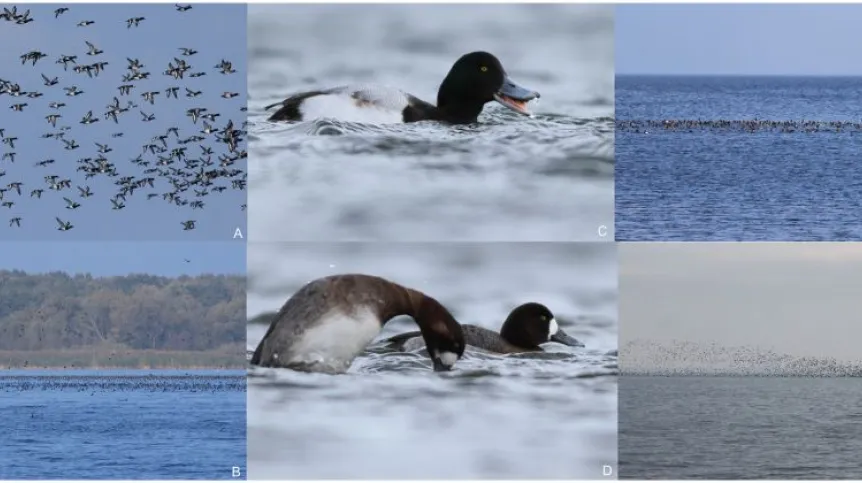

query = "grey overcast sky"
[[620, 243, 862, 363], [616, 5, 862, 76]]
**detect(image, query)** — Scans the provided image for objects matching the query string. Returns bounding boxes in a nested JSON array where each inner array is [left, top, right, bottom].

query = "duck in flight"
[[63, 197, 80, 209], [41, 74, 58, 86], [55, 217, 73, 231], [2, 3, 248, 236]]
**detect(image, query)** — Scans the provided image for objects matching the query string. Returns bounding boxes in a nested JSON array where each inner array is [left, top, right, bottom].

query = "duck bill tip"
[[550, 330, 585, 348]]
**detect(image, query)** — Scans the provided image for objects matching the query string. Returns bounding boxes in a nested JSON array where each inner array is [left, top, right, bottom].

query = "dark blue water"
[[0, 370, 246, 480], [616, 76, 862, 241], [619, 376, 862, 479]]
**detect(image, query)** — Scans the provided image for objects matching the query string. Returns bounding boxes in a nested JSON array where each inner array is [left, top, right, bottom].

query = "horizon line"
[[617, 72, 862, 78], [0, 268, 245, 277]]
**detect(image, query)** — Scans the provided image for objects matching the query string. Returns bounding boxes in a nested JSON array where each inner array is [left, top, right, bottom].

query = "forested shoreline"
[[248, 312, 276, 325], [0, 270, 245, 368]]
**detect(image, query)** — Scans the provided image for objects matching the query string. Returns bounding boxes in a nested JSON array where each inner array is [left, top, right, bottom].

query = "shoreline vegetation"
[[0, 270, 245, 370], [248, 312, 276, 325], [0, 344, 247, 370]]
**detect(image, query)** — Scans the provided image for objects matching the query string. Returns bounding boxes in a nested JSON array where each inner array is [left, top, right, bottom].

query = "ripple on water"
[[247, 348, 618, 479], [249, 112, 614, 241]]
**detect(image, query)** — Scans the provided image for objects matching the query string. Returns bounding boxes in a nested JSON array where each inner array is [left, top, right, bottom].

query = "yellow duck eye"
[[480, 66, 488, 72]]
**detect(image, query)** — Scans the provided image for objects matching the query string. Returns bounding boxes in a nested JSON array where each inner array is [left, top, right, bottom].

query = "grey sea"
[[0, 370, 246, 480], [246, 242, 618, 479], [620, 376, 862, 479], [248, 4, 614, 242]]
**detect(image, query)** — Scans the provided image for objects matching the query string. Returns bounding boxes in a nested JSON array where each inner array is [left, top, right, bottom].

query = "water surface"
[[616, 75, 862, 241], [620, 376, 862, 479], [0, 370, 246, 479]]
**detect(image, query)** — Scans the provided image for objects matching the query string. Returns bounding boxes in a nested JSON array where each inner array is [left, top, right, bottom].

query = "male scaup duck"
[[264, 51, 540, 124], [250, 274, 466, 374], [379, 302, 584, 355]]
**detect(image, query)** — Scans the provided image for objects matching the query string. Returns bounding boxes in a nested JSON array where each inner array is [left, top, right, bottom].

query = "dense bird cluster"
[[0, 5, 246, 233], [620, 339, 862, 377], [0, 374, 245, 393], [616, 119, 862, 134]]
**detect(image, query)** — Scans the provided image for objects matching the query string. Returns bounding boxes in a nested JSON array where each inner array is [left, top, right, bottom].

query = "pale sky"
[[620, 243, 862, 362], [617, 5, 862, 76]]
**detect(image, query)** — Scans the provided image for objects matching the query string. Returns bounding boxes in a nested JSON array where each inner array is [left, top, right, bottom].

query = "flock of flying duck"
[[1, 5, 246, 233]]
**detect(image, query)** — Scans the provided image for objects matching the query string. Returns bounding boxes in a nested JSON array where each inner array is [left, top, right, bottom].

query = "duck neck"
[[435, 102, 483, 124], [381, 286, 457, 348], [378, 285, 425, 323], [500, 320, 542, 351]]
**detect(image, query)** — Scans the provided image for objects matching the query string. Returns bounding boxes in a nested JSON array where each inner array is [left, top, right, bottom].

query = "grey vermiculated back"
[[461, 325, 530, 353], [383, 325, 530, 354]]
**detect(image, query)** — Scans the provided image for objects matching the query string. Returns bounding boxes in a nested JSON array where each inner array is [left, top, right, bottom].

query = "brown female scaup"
[[250, 274, 466, 374]]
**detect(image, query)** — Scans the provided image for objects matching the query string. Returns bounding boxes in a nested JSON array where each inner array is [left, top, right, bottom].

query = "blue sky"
[[0, 241, 244, 276], [0, 4, 246, 241], [617, 5, 862, 76]]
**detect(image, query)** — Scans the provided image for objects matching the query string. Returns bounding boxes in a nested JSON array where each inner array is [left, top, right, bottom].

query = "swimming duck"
[[379, 302, 583, 354], [264, 51, 540, 124]]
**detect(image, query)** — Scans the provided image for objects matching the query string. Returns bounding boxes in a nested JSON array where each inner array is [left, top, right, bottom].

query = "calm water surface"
[[616, 76, 862, 241], [246, 242, 618, 479], [248, 5, 614, 241], [620, 376, 862, 479], [0, 370, 246, 480]]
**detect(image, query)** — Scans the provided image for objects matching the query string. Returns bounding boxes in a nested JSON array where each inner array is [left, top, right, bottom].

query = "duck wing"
[[265, 85, 416, 122], [376, 330, 423, 351]]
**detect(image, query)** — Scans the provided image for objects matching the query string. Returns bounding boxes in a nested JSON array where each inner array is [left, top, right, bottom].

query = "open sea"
[[620, 340, 862, 479], [0, 370, 247, 480], [248, 5, 614, 242], [615, 75, 862, 241], [619, 376, 862, 479], [246, 242, 618, 479]]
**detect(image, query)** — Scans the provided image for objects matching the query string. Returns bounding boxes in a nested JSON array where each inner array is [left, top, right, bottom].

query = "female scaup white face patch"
[[547, 318, 559, 341], [434, 350, 459, 369]]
